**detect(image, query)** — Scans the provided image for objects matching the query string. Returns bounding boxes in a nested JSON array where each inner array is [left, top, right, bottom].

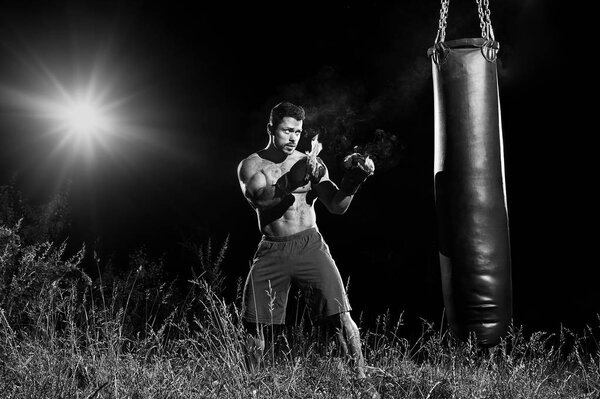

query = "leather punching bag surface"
[[428, 36, 512, 346]]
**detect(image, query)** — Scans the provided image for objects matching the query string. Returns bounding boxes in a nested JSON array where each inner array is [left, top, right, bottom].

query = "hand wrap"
[[339, 153, 375, 196]]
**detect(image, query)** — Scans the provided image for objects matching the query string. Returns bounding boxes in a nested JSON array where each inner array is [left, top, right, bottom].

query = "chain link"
[[436, 0, 450, 43], [476, 0, 493, 40], [436, 0, 494, 43]]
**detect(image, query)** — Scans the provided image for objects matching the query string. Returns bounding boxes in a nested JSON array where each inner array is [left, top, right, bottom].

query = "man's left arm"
[[311, 154, 375, 215]]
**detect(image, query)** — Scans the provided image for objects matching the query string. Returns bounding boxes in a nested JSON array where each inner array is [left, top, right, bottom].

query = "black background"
[[0, 0, 595, 335]]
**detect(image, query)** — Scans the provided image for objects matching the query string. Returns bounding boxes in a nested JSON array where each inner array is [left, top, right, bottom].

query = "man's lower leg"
[[341, 313, 366, 378], [244, 324, 265, 373]]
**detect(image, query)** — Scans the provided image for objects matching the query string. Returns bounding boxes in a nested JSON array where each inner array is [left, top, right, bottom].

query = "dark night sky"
[[0, 1, 595, 334]]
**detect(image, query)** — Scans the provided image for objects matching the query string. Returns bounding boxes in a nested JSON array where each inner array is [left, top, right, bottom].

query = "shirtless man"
[[237, 101, 374, 378]]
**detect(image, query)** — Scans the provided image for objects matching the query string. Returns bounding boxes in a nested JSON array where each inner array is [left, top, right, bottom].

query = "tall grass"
[[1, 222, 599, 398]]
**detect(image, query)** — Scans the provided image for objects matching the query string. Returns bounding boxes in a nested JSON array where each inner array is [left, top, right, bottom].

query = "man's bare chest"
[[260, 160, 297, 185]]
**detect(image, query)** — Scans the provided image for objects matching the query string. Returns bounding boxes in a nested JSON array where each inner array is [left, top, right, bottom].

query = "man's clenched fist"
[[340, 153, 375, 195]]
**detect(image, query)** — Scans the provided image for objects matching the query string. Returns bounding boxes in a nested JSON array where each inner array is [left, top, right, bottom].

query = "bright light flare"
[[58, 99, 111, 138], [1, 64, 124, 164], [29, 80, 123, 165], [0, 35, 191, 199]]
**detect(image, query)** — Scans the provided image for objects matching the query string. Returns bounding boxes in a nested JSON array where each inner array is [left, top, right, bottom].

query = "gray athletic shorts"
[[242, 227, 351, 325]]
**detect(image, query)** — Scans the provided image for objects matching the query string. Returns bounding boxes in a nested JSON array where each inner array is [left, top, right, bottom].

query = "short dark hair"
[[268, 101, 305, 130]]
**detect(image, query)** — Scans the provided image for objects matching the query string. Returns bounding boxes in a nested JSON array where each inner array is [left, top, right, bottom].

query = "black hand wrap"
[[339, 153, 375, 196], [274, 174, 292, 196], [310, 157, 326, 184]]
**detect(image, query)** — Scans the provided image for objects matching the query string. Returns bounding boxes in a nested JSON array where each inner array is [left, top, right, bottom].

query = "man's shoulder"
[[240, 152, 260, 163], [238, 153, 264, 178], [239, 153, 264, 168]]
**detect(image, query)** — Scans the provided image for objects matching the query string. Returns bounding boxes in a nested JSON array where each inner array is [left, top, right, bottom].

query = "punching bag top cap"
[[427, 38, 499, 57]]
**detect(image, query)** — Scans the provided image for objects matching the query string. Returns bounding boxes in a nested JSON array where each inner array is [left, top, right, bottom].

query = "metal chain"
[[476, 0, 494, 40], [436, 0, 450, 43], [484, 0, 495, 40], [436, 0, 494, 43]]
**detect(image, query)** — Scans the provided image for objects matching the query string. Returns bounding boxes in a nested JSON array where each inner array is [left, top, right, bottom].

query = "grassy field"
[[1, 223, 599, 398]]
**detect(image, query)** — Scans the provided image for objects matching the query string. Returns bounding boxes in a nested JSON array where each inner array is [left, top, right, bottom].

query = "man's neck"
[[260, 144, 289, 164]]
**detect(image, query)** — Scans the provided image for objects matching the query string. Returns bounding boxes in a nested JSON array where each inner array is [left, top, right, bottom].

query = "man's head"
[[267, 102, 305, 155], [267, 102, 305, 132]]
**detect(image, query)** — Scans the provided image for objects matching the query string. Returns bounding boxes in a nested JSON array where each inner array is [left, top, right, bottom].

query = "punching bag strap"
[[429, 39, 498, 66]]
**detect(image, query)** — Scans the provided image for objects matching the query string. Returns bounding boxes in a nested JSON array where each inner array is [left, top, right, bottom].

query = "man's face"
[[271, 116, 303, 155]]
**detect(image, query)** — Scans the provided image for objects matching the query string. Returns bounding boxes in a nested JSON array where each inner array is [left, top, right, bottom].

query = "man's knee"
[[338, 312, 356, 328], [324, 312, 355, 331], [244, 323, 265, 346], [337, 312, 360, 341], [246, 334, 265, 351]]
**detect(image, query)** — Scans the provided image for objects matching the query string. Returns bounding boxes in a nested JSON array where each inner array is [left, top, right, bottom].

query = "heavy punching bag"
[[428, 0, 512, 347]]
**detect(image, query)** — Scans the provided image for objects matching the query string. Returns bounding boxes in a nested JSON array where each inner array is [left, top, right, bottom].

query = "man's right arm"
[[238, 157, 290, 211]]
